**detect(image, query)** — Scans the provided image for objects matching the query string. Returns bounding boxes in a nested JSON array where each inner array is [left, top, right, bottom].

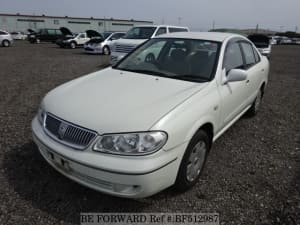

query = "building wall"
[[0, 14, 153, 33]]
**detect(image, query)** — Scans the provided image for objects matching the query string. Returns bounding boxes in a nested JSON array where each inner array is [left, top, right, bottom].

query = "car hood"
[[86, 30, 102, 38], [43, 68, 207, 134], [60, 27, 73, 36], [27, 29, 35, 34], [248, 34, 270, 48], [114, 38, 147, 47]]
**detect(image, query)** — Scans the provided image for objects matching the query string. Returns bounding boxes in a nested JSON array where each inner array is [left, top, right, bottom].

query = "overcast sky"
[[1, 0, 299, 32]]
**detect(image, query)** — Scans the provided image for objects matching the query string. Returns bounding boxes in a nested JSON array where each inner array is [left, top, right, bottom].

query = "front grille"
[[115, 44, 136, 53], [44, 113, 97, 150]]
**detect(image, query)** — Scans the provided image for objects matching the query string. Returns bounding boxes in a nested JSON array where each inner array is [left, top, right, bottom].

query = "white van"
[[110, 25, 189, 64]]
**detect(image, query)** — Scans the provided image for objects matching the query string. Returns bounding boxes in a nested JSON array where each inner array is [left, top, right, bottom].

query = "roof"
[[0, 13, 153, 24], [154, 32, 243, 42], [133, 24, 189, 29]]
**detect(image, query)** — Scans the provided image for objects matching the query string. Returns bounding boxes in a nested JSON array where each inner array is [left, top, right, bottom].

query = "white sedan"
[[32, 32, 269, 198]]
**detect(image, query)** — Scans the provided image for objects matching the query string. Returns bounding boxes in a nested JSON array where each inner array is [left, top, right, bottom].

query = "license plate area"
[[46, 150, 72, 173]]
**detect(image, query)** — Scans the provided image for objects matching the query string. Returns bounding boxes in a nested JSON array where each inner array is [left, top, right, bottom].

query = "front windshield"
[[123, 27, 156, 39], [115, 38, 220, 82], [102, 32, 112, 39]]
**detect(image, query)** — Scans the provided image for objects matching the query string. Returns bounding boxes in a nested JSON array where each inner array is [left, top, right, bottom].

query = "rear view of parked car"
[[10, 31, 27, 40], [110, 25, 189, 64], [0, 30, 13, 47], [248, 34, 271, 58], [84, 32, 125, 55]]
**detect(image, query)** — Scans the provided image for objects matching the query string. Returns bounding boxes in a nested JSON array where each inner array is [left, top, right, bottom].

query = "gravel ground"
[[0, 42, 299, 225]]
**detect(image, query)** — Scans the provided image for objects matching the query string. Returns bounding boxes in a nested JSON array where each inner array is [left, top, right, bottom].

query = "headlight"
[[37, 107, 45, 125], [93, 131, 167, 155]]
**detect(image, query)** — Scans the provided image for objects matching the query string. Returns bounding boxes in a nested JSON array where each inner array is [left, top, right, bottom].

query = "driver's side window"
[[224, 42, 244, 73]]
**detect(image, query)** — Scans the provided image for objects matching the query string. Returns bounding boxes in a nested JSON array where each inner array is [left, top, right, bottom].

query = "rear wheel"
[[2, 40, 10, 47], [103, 46, 110, 55], [175, 130, 210, 191]]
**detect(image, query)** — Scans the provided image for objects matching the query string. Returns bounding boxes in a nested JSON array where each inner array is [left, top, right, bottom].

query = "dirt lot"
[[0, 42, 299, 225]]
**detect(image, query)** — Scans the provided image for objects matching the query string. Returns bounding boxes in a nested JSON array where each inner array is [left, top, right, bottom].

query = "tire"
[[247, 88, 263, 117], [2, 40, 10, 47], [175, 130, 210, 191], [70, 42, 76, 49], [103, 46, 110, 55]]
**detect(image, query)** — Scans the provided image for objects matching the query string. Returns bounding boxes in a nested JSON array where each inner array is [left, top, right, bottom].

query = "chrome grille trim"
[[43, 113, 97, 150], [115, 44, 136, 53]]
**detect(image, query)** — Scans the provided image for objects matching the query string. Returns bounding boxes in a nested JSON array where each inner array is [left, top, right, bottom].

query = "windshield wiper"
[[118, 68, 171, 77], [173, 75, 210, 82]]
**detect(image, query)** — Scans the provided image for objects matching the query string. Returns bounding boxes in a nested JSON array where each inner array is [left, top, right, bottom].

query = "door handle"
[[261, 69, 265, 72], [246, 80, 250, 83]]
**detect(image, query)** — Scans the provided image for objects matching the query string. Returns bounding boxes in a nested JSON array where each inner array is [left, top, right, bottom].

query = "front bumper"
[[84, 46, 103, 54], [32, 117, 183, 198]]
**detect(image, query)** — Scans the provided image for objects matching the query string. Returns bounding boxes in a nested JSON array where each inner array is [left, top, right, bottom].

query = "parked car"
[[56, 27, 90, 49], [280, 37, 292, 44], [0, 30, 13, 47], [10, 31, 27, 40], [248, 34, 271, 58], [84, 32, 125, 55], [28, 28, 64, 43], [110, 25, 189, 64], [32, 32, 269, 198]]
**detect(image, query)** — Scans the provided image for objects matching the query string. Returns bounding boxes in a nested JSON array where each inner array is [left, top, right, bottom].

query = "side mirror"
[[224, 69, 247, 84]]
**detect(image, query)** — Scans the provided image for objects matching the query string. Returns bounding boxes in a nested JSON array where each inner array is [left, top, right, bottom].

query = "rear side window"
[[224, 42, 244, 72], [252, 47, 260, 63], [47, 29, 56, 35], [240, 42, 256, 68], [112, 33, 124, 39], [55, 30, 62, 35], [155, 27, 167, 36], [0, 31, 7, 35], [168, 27, 188, 33]]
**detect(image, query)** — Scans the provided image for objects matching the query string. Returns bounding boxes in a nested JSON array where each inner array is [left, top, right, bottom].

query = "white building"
[[0, 13, 153, 33]]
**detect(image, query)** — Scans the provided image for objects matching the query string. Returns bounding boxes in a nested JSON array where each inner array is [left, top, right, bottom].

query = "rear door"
[[239, 41, 264, 105]]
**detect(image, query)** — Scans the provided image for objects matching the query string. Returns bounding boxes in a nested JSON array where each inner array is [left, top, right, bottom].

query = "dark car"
[[28, 28, 64, 43], [248, 34, 271, 58]]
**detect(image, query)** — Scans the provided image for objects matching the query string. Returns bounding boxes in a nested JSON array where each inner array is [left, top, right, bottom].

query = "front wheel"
[[2, 40, 10, 47], [103, 46, 110, 55], [175, 130, 210, 191], [70, 42, 76, 49]]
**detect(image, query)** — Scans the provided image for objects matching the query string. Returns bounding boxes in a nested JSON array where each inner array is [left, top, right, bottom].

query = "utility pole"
[[295, 26, 298, 33], [212, 20, 215, 30], [178, 17, 182, 25]]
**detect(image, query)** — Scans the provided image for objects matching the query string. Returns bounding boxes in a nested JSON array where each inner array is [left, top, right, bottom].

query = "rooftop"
[[0, 13, 153, 23], [156, 32, 243, 42]]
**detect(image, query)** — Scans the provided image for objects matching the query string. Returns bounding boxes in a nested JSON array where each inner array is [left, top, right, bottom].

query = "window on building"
[[54, 20, 59, 25]]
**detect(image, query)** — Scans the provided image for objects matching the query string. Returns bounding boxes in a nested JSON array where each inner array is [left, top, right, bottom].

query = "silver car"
[[0, 30, 13, 47]]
